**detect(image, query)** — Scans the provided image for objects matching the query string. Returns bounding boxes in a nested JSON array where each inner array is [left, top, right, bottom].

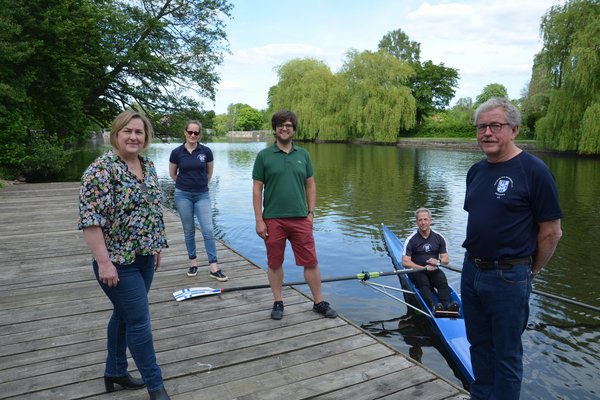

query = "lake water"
[[77, 140, 600, 399]]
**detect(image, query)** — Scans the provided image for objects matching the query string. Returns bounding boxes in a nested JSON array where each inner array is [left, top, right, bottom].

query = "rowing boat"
[[381, 224, 475, 387]]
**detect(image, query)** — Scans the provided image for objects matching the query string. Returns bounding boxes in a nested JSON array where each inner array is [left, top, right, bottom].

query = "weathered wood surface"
[[0, 182, 468, 399]]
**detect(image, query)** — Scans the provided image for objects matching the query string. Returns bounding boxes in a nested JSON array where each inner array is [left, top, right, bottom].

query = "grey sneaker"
[[313, 301, 337, 318], [271, 301, 284, 320], [187, 266, 198, 277]]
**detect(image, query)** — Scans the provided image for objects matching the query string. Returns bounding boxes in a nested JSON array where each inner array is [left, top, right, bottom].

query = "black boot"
[[148, 386, 170, 400], [104, 374, 146, 392]]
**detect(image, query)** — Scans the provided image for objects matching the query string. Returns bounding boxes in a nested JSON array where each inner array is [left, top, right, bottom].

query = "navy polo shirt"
[[169, 143, 214, 192]]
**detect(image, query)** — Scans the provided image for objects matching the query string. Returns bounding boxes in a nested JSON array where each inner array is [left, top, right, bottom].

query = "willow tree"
[[535, 0, 600, 153], [521, 56, 552, 134], [270, 58, 336, 140], [339, 49, 416, 142]]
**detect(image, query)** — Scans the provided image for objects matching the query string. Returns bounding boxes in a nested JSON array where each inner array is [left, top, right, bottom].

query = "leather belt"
[[468, 255, 532, 270]]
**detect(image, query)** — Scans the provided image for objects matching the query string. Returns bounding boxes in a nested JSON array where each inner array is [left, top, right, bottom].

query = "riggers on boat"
[[381, 224, 475, 387]]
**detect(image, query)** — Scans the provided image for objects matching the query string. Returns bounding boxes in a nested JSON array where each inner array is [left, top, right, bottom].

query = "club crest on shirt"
[[494, 176, 513, 197], [197, 154, 206, 162], [423, 243, 432, 252]]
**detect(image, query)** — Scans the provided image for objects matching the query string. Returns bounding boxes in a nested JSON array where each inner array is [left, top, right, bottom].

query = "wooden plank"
[[0, 182, 469, 399]]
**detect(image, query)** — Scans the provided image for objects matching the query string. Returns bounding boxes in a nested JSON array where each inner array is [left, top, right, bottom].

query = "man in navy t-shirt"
[[402, 207, 457, 313], [461, 98, 563, 400]]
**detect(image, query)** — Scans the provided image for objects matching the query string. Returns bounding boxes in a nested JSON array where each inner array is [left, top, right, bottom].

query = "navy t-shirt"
[[462, 151, 563, 259], [169, 143, 214, 192], [404, 230, 448, 266]]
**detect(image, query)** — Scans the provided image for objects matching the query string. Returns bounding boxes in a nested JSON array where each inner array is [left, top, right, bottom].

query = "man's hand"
[[256, 220, 268, 240]]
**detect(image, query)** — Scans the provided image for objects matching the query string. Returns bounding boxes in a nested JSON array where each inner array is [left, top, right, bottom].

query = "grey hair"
[[474, 97, 521, 127], [415, 207, 432, 219]]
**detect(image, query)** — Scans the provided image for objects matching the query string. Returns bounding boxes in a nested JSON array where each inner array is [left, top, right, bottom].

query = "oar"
[[438, 264, 600, 313], [360, 280, 433, 318], [173, 268, 426, 302]]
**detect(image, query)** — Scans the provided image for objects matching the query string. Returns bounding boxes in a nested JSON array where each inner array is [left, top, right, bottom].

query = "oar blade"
[[173, 287, 222, 302]]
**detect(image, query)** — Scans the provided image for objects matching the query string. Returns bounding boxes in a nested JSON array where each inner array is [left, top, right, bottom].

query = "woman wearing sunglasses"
[[169, 120, 227, 281]]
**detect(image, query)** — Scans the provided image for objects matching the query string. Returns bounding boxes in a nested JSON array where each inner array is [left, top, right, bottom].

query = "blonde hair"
[[109, 110, 153, 150]]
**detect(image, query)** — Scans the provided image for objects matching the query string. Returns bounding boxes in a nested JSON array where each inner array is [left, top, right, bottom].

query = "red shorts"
[[264, 218, 318, 268]]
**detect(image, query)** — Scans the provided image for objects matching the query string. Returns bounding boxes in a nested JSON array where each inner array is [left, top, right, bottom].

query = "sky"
[[209, 0, 558, 114]]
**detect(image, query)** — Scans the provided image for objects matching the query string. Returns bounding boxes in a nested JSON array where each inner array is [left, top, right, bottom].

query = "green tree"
[[474, 83, 509, 108], [378, 29, 421, 64], [0, 0, 232, 180], [536, 0, 600, 153], [212, 114, 229, 136], [520, 56, 552, 136], [339, 50, 416, 141], [453, 97, 474, 121], [411, 61, 459, 125], [226, 103, 249, 131], [0, 0, 103, 179], [236, 106, 264, 130], [153, 109, 216, 139], [378, 29, 459, 125], [270, 58, 336, 139]]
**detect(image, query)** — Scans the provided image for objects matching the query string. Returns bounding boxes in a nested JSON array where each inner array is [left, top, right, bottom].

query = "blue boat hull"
[[382, 225, 475, 386]]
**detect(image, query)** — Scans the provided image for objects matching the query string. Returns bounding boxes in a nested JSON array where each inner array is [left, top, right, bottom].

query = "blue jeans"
[[461, 254, 532, 400], [93, 255, 164, 392], [174, 189, 218, 264]]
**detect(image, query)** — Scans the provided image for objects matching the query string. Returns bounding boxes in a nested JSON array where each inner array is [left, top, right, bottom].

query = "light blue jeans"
[[461, 254, 532, 400], [174, 188, 218, 263], [93, 255, 164, 392]]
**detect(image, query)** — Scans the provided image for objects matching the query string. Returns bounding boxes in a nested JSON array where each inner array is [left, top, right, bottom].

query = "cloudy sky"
[[210, 0, 556, 114]]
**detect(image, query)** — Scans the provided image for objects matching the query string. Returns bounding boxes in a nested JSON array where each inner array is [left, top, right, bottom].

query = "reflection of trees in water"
[[361, 310, 470, 391]]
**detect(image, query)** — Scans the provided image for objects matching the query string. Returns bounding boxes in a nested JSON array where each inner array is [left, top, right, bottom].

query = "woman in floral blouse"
[[79, 110, 170, 400]]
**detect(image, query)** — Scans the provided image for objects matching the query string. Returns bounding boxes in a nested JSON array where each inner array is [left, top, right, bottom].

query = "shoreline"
[[352, 138, 539, 151]]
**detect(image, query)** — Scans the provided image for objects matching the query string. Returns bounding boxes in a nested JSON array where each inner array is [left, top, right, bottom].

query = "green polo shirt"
[[252, 143, 313, 219]]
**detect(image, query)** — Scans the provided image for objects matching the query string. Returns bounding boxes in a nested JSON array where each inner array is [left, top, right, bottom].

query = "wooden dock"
[[0, 182, 468, 399]]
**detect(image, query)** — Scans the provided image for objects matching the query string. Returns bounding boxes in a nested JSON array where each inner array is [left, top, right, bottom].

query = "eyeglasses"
[[476, 123, 511, 134], [186, 130, 200, 136], [276, 123, 294, 129]]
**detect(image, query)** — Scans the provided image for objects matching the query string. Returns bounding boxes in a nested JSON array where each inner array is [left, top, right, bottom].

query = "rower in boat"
[[402, 207, 459, 316], [382, 224, 475, 387]]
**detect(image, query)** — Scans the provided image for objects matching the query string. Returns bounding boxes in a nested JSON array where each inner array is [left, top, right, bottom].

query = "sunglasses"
[[186, 130, 200, 136]]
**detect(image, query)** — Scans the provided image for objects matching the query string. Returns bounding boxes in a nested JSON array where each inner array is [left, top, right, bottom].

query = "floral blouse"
[[78, 150, 168, 265]]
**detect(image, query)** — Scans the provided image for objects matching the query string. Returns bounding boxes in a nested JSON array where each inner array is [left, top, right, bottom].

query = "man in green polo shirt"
[[252, 110, 337, 320]]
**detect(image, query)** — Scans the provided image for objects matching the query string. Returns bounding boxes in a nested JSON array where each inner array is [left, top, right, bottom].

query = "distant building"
[[226, 130, 270, 141]]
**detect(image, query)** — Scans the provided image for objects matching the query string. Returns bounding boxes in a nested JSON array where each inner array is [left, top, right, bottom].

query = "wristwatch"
[[307, 210, 314, 216]]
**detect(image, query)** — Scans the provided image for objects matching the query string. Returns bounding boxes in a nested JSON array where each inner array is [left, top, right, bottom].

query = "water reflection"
[[362, 310, 471, 391], [69, 141, 599, 398]]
